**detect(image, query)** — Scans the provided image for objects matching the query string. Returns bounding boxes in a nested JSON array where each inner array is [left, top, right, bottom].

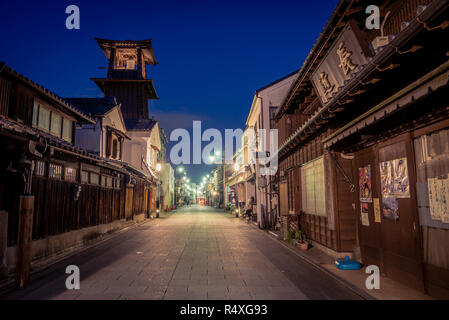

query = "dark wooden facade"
[[0, 63, 151, 250], [274, 0, 449, 297]]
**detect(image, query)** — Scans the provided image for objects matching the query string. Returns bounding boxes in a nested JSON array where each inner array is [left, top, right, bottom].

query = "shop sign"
[[311, 20, 371, 105]]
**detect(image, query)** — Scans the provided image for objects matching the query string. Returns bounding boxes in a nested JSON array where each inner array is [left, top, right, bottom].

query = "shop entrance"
[[355, 134, 424, 291]]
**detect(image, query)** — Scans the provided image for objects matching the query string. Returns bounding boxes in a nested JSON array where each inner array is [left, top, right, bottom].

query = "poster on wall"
[[373, 198, 381, 223], [380, 157, 410, 198], [359, 165, 373, 203], [382, 197, 399, 221], [361, 203, 370, 226], [428, 176, 449, 223]]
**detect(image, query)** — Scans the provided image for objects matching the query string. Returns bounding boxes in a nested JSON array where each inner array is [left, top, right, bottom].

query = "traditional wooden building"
[[0, 63, 151, 275], [275, 0, 449, 297]]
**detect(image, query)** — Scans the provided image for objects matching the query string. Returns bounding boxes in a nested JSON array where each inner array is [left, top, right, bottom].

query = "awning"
[[323, 60, 449, 149]]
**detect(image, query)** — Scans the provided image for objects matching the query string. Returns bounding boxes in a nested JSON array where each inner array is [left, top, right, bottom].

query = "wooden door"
[[144, 188, 149, 216], [377, 136, 424, 290], [125, 187, 134, 220], [354, 147, 383, 269], [279, 181, 288, 215]]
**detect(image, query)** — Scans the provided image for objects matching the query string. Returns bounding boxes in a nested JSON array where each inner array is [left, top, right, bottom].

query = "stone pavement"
[[1, 205, 364, 300]]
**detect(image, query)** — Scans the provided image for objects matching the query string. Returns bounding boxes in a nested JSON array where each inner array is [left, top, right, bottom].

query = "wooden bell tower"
[[91, 38, 159, 122]]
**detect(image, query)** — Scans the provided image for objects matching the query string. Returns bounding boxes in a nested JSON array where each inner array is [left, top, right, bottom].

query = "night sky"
[[0, 0, 339, 183]]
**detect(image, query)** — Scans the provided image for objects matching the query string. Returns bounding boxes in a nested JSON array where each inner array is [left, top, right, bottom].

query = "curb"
[[240, 218, 376, 300]]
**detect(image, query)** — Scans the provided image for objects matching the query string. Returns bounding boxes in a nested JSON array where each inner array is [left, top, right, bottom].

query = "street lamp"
[[156, 162, 162, 172], [234, 162, 240, 171]]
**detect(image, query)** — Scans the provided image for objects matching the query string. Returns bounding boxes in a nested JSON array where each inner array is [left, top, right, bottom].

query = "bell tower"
[[91, 38, 159, 123]]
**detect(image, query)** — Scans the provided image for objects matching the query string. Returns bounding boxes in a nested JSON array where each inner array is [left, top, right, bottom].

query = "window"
[[33, 100, 72, 142], [32, 101, 39, 127], [64, 167, 77, 182], [90, 172, 99, 185], [81, 170, 89, 184], [37, 105, 50, 131], [35, 161, 46, 177], [270, 107, 277, 129], [101, 175, 107, 187], [114, 49, 138, 70], [50, 113, 62, 137], [112, 139, 118, 159], [115, 176, 121, 189], [301, 157, 326, 216], [48, 163, 62, 179], [62, 118, 73, 143], [107, 176, 113, 188]]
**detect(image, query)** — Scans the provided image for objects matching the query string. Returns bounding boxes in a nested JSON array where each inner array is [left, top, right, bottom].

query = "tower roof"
[[90, 78, 159, 100], [95, 38, 158, 65]]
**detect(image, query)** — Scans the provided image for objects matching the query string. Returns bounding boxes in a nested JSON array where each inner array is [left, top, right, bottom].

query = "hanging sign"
[[361, 203, 370, 226], [379, 157, 410, 198], [373, 198, 381, 223], [428, 176, 449, 223], [359, 165, 373, 203], [310, 20, 372, 105]]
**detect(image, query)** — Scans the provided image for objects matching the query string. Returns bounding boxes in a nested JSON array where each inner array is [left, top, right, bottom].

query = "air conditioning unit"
[[370, 10, 395, 54], [371, 35, 396, 53]]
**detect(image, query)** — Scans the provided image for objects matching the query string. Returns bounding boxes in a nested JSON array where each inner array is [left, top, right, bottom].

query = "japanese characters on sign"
[[311, 21, 371, 105], [428, 175, 449, 223], [373, 198, 381, 223]]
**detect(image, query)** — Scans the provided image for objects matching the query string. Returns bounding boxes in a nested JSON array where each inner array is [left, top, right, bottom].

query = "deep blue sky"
[[0, 0, 339, 182]]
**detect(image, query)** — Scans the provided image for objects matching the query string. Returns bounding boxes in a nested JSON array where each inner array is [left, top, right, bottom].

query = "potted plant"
[[286, 230, 297, 246], [296, 230, 308, 251]]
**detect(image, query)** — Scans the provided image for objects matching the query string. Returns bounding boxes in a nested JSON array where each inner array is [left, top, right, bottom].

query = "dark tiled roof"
[[64, 97, 120, 117], [0, 115, 99, 161], [0, 62, 95, 124], [125, 118, 157, 131]]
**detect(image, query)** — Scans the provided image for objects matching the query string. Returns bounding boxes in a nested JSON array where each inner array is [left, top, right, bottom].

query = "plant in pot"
[[296, 230, 308, 251], [286, 230, 297, 246]]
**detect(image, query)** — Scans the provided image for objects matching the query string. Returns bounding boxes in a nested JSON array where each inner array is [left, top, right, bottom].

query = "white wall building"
[[245, 70, 298, 228]]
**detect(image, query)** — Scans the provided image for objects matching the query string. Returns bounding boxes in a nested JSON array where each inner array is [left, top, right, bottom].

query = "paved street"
[[2, 205, 363, 300]]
